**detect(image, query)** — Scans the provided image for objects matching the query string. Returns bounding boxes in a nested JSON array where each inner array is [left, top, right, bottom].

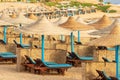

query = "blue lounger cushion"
[[29, 57, 36, 64], [75, 53, 93, 60], [0, 55, 16, 58], [102, 71, 112, 80], [43, 61, 72, 68], [45, 62, 57, 65], [21, 44, 30, 48], [46, 64, 72, 68], [0, 52, 15, 55], [78, 56, 93, 60]]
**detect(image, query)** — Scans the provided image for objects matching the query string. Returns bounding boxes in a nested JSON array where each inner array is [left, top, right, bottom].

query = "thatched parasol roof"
[[89, 15, 113, 30], [16, 16, 71, 35], [87, 23, 120, 47], [0, 20, 13, 26], [53, 16, 68, 25], [89, 19, 118, 36], [28, 13, 38, 20], [10, 13, 17, 18], [7, 13, 35, 25], [0, 13, 12, 21], [59, 16, 94, 31], [76, 16, 87, 24]]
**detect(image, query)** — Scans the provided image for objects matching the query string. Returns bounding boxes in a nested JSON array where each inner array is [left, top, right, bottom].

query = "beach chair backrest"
[[102, 71, 111, 80], [24, 55, 36, 64], [102, 57, 110, 62], [13, 40, 18, 45]]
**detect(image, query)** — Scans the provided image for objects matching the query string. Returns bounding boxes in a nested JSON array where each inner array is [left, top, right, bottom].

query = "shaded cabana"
[[59, 16, 94, 31], [89, 15, 113, 30], [89, 19, 118, 36], [17, 16, 71, 34], [16, 15, 71, 62], [86, 23, 120, 79]]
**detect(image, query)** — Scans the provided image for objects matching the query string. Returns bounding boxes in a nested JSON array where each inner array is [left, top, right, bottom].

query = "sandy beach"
[[0, 64, 84, 80], [0, 1, 120, 80]]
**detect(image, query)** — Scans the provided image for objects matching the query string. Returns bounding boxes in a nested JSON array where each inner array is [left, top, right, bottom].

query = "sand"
[[0, 64, 84, 80]]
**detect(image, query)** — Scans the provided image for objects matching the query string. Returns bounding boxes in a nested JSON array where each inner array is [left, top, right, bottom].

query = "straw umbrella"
[[59, 16, 95, 43], [76, 16, 87, 24], [87, 23, 120, 79], [89, 19, 118, 36], [28, 13, 38, 20], [53, 16, 68, 25], [59, 16, 94, 31], [0, 12, 12, 21], [10, 13, 17, 18], [16, 16, 71, 62], [89, 15, 113, 30], [7, 13, 36, 26]]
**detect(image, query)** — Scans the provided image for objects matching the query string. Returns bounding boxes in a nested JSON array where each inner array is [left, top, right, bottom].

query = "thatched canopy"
[[28, 13, 38, 20], [89, 15, 112, 30], [16, 16, 71, 35], [87, 23, 120, 47], [10, 13, 17, 18], [89, 19, 118, 36], [59, 16, 94, 31], [7, 13, 35, 25], [53, 16, 68, 25], [76, 16, 87, 24], [0, 20, 13, 26], [0, 13, 12, 21]]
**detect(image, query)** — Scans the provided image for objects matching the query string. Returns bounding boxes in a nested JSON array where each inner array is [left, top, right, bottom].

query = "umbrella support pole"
[[78, 31, 80, 43], [71, 32, 74, 52], [115, 45, 120, 79], [41, 35, 45, 62], [3, 26, 7, 44], [20, 33, 22, 44]]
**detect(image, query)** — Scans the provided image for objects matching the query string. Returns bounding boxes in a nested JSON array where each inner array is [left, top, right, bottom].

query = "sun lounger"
[[97, 46, 107, 50], [66, 52, 93, 67], [0, 52, 16, 63], [23, 55, 72, 75], [74, 41, 82, 45], [94, 70, 118, 80], [102, 57, 110, 62], [0, 39, 6, 44], [13, 40, 30, 48]]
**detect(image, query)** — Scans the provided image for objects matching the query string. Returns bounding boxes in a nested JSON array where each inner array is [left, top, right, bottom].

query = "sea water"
[[104, 0, 120, 4]]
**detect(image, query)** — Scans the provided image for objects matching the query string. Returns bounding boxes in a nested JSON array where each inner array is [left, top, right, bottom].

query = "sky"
[[104, 0, 120, 4]]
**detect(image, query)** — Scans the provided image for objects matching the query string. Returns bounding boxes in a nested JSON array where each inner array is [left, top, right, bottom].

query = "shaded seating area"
[[13, 40, 30, 48], [94, 70, 118, 80], [23, 55, 72, 75], [0, 52, 16, 63], [66, 52, 93, 67]]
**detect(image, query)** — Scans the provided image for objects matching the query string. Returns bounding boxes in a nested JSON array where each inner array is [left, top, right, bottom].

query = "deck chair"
[[102, 57, 110, 62], [23, 55, 72, 75], [97, 46, 107, 50], [0, 39, 6, 44], [74, 41, 82, 45], [0, 52, 16, 63], [35, 58, 72, 75], [66, 52, 93, 67], [94, 70, 118, 80], [13, 40, 30, 48]]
